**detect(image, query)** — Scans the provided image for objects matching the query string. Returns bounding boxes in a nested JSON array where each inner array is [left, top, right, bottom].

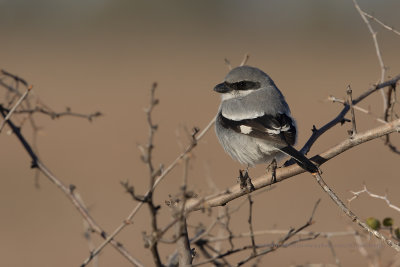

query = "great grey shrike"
[[214, 65, 318, 174]]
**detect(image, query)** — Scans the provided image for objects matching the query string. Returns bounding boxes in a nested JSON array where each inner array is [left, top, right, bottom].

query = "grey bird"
[[214, 65, 318, 174]]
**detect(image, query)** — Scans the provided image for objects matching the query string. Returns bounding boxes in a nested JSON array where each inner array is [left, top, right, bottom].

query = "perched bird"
[[214, 65, 318, 174]]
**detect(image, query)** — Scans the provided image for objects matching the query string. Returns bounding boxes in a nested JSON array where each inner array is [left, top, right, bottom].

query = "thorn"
[[69, 184, 76, 193]]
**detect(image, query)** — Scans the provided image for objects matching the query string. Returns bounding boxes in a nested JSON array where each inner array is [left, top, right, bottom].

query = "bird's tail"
[[279, 146, 319, 173]]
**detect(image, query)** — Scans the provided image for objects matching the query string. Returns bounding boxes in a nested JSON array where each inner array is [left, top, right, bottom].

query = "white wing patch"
[[265, 124, 291, 135], [240, 125, 253, 134]]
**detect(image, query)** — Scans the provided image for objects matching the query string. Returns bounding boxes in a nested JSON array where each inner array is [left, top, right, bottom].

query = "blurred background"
[[1, 0, 400, 266]]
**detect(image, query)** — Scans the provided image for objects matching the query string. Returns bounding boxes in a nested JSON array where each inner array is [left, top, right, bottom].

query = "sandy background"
[[1, 0, 400, 266]]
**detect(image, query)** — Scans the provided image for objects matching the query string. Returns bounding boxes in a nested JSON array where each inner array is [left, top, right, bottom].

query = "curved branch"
[[185, 118, 400, 212], [0, 107, 144, 267], [300, 74, 400, 155]]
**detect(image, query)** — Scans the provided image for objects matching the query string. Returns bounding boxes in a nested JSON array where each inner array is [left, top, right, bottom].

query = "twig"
[[197, 200, 320, 267], [204, 229, 355, 243], [1, 69, 28, 87], [78, 192, 99, 267], [300, 75, 400, 155], [329, 95, 387, 124], [351, 227, 375, 267], [384, 84, 397, 123], [218, 206, 234, 252], [81, 115, 217, 266], [330, 89, 400, 155], [239, 53, 250, 66], [175, 156, 193, 266], [347, 85, 357, 136], [247, 194, 257, 256], [353, 0, 387, 110], [10, 106, 102, 121], [193, 228, 319, 267], [313, 172, 400, 251], [224, 58, 233, 70], [349, 185, 400, 213], [362, 12, 400, 36], [0, 85, 32, 133], [326, 236, 341, 267], [383, 84, 400, 155], [141, 82, 162, 267], [0, 107, 144, 267]]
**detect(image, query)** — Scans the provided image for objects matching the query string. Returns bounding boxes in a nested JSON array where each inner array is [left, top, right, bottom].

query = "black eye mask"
[[224, 80, 261, 91]]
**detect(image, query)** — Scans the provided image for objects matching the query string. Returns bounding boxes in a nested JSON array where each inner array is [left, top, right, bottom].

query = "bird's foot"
[[238, 169, 255, 192], [266, 159, 278, 184]]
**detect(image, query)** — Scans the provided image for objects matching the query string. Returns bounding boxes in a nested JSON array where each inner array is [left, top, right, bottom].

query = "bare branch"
[[362, 12, 400, 36], [329, 95, 387, 124], [224, 58, 233, 70], [326, 236, 342, 267], [81, 115, 216, 265], [0, 107, 144, 267], [141, 82, 163, 266], [300, 75, 400, 155], [347, 85, 357, 136], [383, 84, 400, 154], [175, 157, 193, 266], [193, 200, 320, 267], [313, 172, 400, 251], [239, 53, 250, 66], [204, 229, 356, 243], [247, 194, 256, 256], [349, 185, 400, 213], [0, 85, 32, 133], [352, 228, 375, 267], [353, 0, 387, 109], [10, 106, 102, 121], [1, 69, 28, 87], [185, 117, 400, 212]]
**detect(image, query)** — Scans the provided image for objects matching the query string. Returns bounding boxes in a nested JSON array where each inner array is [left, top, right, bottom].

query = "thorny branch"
[[347, 85, 357, 137], [349, 185, 400, 214], [192, 200, 321, 266], [0, 106, 144, 267], [203, 229, 356, 244], [329, 95, 388, 124], [353, 0, 387, 109], [141, 82, 163, 267], [383, 84, 400, 155], [0, 85, 32, 133], [184, 117, 400, 252], [81, 86, 216, 266], [362, 12, 400, 36], [300, 74, 400, 156], [312, 172, 400, 251], [247, 194, 256, 256], [175, 156, 193, 267], [0, 70, 102, 123], [9, 106, 102, 121]]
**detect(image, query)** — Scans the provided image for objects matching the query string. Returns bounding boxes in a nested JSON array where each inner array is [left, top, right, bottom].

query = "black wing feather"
[[218, 112, 296, 146], [218, 112, 318, 173]]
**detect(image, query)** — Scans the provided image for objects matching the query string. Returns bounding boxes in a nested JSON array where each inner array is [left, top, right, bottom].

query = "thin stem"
[[353, 0, 387, 109], [247, 194, 256, 256], [0, 85, 32, 133], [347, 85, 357, 136], [81, 116, 216, 266], [0, 107, 144, 267], [313, 172, 400, 251]]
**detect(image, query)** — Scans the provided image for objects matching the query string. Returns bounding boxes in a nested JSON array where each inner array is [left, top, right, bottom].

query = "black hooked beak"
[[213, 82, 231, 93]]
